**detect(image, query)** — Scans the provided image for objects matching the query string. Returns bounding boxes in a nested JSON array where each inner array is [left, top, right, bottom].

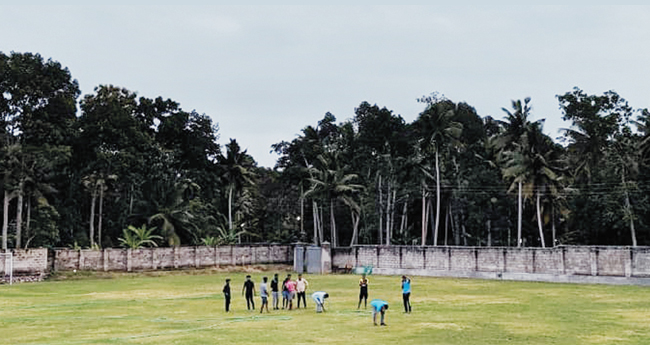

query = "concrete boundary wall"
[[331, 245, 650, 285], [1, 245, 293, 280]]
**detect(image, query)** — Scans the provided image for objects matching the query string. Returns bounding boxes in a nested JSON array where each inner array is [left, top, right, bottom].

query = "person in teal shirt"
[[370, 299, 388, 326], [401, 275, 411, 313]]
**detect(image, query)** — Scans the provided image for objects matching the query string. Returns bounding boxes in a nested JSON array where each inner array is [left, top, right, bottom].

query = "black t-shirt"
[[271, 278, 279, 292], [223, 284, 230, 297], [282, 278, 289, 292], [243, 280, 255, 295]]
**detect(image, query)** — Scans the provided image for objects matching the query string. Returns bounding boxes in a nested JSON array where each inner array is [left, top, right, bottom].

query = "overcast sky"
[[2, 5, 649, 167]]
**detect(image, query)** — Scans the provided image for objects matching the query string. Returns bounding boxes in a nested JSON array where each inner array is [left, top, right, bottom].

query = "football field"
[[1, 269, 650, 344]]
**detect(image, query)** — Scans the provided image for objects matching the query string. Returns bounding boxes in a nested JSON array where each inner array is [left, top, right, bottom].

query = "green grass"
[[2, 269, 650, 344]]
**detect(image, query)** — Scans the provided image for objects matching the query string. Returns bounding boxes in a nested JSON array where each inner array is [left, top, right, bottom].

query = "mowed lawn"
[[1, 270, 650, 345]]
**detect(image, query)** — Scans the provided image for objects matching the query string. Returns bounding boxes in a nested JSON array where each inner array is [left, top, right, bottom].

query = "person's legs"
[[272, 291, 278, 309], [380, 311, 386, 325], [403, 292, 411, 313], [247, 294, 255, 310], [372, 309, 378, 325], [225, 296, 230, 312], [301, 292, 307, 308]]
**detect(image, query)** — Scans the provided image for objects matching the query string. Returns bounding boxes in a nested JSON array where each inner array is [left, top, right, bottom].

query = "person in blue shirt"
[[370, 299, 388, 326], [311, 291, 329, 312], [401, 275, 412, 313]]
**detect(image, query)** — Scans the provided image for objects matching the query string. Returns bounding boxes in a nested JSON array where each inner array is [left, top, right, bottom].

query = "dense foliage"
[[1, 52, 649, 249]]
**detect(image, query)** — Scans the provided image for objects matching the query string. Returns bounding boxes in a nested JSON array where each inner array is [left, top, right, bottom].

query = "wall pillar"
[[590, 247, 598, 276], [321, 242, 331, 274]]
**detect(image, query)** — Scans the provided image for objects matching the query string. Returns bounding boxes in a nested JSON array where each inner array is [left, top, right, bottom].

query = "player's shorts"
[[261, 296, 268, 304], [289, 291, 296, 300], [359, 288, 368, 299], [283, 290, 289, 299]]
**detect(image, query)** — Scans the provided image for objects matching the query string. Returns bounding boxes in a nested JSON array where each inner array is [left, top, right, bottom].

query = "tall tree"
[[218, 139, 256, 232], [416, 95, 462, 245], [495, 98, 544, 247]]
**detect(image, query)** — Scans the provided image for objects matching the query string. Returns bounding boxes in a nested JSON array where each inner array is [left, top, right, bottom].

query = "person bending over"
[[370, 299, 389, 326], [311, 291, 329, 313]]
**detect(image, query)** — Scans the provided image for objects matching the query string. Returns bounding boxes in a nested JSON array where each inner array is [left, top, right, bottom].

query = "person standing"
[[370, 299, 389, 326], [285, 276, 297, 310], [260, 276, 270, 313], [271, 273, 280, 310], [311, 291, 329, 313], [358, 273, 369, 309], [242, 275, 256, 310], [401, 275, 412, 313], [223, 278, 232, 312], [281, 274, 290, 309], [295, 274, 309, 309]]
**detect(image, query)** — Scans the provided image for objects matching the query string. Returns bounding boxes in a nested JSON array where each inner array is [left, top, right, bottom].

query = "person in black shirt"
[[242, 275, 256, 310], [223, 278, 231, 312], [271, 273, 280, 310]]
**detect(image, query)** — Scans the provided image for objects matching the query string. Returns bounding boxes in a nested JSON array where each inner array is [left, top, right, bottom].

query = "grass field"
[[2, 269, 650, 345]]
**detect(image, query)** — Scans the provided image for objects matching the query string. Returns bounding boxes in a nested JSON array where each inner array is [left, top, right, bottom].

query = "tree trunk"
[[487, 219, 492, 247], [228, 185, 233, 230], [536, 192, 546, 248], [421, 182, 426, 246], [300, 184, 304, 236], [385, 182, 392, 246], [25, 198, 31, 248], [434, 149, 441, 246], [551, 204, 556, 247], [517, 181, 523, 247], [129, 184, 134, 215], [378, 175, 383, 245], [2, 190, 10, 250], [399, 198, 408, 236], [89, 187, 97, 247], [623, 172, 637, 247], [98, 184, 104, 248], [349, 209, 360, 246], [390, 189, 396, 245], [330, 198, 336, 247], [16, 185, 23, 249], [445, 204, 450, 246], [312, 200, 319, 245]]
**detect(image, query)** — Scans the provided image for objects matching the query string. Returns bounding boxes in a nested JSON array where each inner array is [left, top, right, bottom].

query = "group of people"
[[223, 273, 323, 314], [222, 272, 413, 326]]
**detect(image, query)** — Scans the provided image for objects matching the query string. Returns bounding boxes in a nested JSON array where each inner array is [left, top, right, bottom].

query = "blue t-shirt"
[[370, 299, 388, 312], [402, 278, 411, 294]]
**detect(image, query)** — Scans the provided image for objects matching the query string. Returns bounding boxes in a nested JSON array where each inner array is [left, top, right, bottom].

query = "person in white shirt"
[[311, 291, 329, 313], [259, 276, 269, 313], [295, 274, 309, 308]]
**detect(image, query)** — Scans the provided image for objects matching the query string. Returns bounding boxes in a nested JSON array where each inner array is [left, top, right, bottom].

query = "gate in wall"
[[293, 245, 323, 274]]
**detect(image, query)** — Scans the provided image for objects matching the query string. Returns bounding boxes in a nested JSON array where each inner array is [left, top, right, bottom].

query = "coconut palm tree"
[[495, 98, 544, 247], [148, 178, 200, 246], [501, 125, 565, 248], [218, 139, 256, 232], [305, 150, 363, 247], [416, 99, 462, 245]]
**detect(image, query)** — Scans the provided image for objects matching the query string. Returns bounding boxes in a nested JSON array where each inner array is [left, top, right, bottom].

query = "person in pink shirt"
[[285, 278, 297, 310]]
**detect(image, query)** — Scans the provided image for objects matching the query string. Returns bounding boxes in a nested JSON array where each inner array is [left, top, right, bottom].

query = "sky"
[[1, 5, 649, 167]]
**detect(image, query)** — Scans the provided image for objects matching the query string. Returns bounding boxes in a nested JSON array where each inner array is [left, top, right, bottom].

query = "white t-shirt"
[[260, 282, 268, 298]]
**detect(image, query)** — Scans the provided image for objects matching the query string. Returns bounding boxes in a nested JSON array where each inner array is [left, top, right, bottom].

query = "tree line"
[[1, 51, 649, 250]]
